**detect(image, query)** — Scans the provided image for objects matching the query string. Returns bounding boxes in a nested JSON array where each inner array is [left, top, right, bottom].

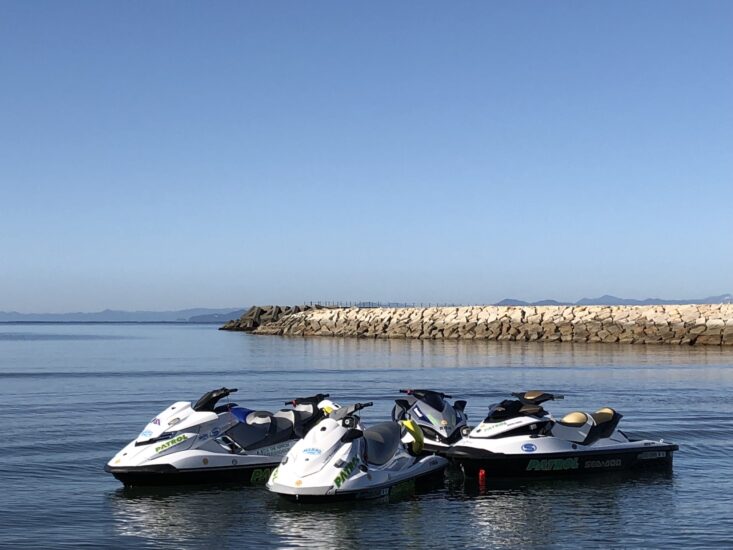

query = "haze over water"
[[0, 324, 731, 548]]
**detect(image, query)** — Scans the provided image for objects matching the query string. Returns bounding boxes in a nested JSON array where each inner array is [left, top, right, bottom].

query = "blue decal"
[[522, 443, 537, 453], [230, 407, 253, 423], [198, 433, 209, 441], [140, 429, 153, 438], [210, 427, 221, 438], [303, 448, 321, 456]]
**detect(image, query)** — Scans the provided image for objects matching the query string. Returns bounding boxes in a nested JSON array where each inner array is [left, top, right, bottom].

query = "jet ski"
[[105, 387, 335, 486], [391, 389, 469, 453], [446, 390, 678, 477], [266, 401, 448, 501]]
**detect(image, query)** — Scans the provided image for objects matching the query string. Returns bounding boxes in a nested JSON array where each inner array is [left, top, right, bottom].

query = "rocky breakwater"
[[219, 305, 326, 331], [252, 304, 733, 346]]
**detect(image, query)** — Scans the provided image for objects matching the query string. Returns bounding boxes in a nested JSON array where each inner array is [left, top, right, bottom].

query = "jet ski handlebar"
[[286, 393, 330, 406]]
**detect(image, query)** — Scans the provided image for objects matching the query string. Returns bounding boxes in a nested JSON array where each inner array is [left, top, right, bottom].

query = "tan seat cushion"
[[592, 407, 616, 424], [559, 411, 588, 426]]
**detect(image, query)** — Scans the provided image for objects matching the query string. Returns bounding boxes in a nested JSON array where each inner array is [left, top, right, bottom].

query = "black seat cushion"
[[363, 422, 402, 466], [228, 422, 270, 448], [266, 416, 295, 444]]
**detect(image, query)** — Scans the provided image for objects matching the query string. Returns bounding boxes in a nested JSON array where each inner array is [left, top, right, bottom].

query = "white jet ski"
[[446, 390, 678, 478], [106, 388, 335, 486], [266, 401, 448, 501], [391, 389, 469, 454]]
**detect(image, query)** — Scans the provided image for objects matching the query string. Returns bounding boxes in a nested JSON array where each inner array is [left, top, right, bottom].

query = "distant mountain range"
[[0, 308, 247, 323], [2, 294, 731, 323], [494, 294, 733, 306]]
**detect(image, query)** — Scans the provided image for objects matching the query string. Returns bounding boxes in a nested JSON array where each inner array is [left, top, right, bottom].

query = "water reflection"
[[107, 486, 254, 545], [265, 336, 733, 370], [105, 468, 676, 548], [266, 475, 446, 547], [448, 469, 676, 548]]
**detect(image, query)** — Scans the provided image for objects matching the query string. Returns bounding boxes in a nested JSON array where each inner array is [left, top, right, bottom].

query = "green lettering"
[[250, 468, 272, 484], [154, 434, 188, 454], [526, 457, 579, 472], [333, 457, 360, 488]]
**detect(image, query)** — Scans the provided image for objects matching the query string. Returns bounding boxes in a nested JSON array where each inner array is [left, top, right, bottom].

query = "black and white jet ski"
[[391, 389, 469, 453], [446, 390, 678, 477], [106, 388, 335, 486], [267, 401, 448, 501]]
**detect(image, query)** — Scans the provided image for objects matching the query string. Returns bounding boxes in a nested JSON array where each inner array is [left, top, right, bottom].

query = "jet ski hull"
[[449, 443, 678, 478], [270, 458, 447, 503], [105, 461, 280, 487], [421, 440, 452, 455]]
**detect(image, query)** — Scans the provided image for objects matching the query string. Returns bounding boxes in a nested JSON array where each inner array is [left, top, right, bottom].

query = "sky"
[[1, 1, 732, 312]]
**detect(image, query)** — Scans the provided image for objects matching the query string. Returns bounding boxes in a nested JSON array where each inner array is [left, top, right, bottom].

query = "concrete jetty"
[[246, 304, 733, 346]]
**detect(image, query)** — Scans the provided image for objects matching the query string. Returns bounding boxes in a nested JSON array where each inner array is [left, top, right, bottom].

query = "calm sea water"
[[1, 324, 732, 548]]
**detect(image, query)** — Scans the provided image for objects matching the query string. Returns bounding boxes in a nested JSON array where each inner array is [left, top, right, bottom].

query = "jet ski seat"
[[557, 411, 589, 427], [264, 415, 296, 445], [228, 412, 295, 451], [246, 411, 274, 425], [227, 415, 272, 448], [363, 422, 402, 466], [276, 408, 318, 434], [591, 407, 623, 439], [592, 407, 614, 423]]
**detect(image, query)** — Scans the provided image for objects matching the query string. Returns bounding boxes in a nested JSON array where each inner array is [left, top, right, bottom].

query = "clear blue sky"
[[1, 1, 731, 312]]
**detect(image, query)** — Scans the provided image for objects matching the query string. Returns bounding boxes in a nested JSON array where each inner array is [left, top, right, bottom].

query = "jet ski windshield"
[[330, 402, 373, 421], [286, 393, 330, 407], [193, 387, 238, 412], [400, 389, 448, 412]]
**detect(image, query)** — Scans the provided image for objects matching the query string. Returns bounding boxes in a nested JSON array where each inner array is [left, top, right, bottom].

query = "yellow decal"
[[400, 419, 424, 455]]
